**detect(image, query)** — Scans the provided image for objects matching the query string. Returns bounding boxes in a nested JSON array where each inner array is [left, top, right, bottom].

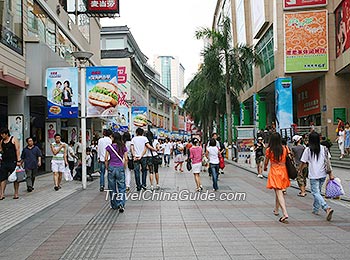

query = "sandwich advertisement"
[[131, 106, 148, 132], [86, 66, 123, 117], [46, 67, 79, 119]]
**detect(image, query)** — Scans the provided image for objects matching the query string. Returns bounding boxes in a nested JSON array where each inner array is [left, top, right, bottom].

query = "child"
[[74, 148, 93, 181]]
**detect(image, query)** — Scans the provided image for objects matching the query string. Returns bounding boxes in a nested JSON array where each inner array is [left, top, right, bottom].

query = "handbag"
[[285, 147, 297, 180], [8, 168, 17, 182], [16, 167, 27, 182], [186, 158, 192, 171], [326, 179, 344, 198], [152, 153, 162, 165], [63, 166, 73, 181], [127, 156, 134, 170], [219, 156, 225, 169]]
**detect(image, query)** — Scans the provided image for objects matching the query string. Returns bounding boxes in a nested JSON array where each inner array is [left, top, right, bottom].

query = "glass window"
[[255, 26, 274, 78], [57, 28, 77, 65], [157, 100, 164, 111], [0, 0, 23, 54], [105, 38, 125, 50], [150, 96, 157, 108]]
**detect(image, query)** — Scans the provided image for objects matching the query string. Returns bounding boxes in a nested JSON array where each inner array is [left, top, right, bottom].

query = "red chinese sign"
[[297, 79, 321, 118], [284, 0, 327, 9], [87, 0, 119, 13]]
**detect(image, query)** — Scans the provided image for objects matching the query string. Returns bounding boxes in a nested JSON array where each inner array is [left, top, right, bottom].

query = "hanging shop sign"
[[296, 79, 321, 118], [284, 0, 327, 10], [284, 10, 328, 73], [46, 67, 79, 119], [87, 0, 119, 14]]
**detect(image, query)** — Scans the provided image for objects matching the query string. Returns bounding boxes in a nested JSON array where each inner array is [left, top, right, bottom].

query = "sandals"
[[326, 208, 334, 221], [297, 192, 307, 197], [279, 216, 289, 224], [13, 196, 19, 200], [0, 197, 5, 200], [273, 210, 279, 216]]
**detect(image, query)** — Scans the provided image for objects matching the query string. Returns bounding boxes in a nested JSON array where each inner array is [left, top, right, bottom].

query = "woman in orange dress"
[[264, 133, 290, 223]]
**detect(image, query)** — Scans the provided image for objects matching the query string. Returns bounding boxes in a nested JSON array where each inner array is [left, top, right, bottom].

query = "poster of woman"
[[45, 122, 57, 156], [68, 127, 77, 143], [8, 115, 23, 152]]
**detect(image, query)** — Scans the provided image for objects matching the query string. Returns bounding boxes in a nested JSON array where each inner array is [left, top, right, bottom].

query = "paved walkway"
[[0, 162, 349, 260]]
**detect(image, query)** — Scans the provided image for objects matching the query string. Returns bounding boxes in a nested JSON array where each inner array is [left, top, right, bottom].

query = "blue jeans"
[[108, 166, 126, 209], [100, 162, 106, 188], [164, 154, 170, 165], [210, 163, 219, 190], [134, 158, 148, 189], [310, 177, 329, 213]]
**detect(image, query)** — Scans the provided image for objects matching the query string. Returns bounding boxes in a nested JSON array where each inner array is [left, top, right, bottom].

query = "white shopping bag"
[[63, 166, 73, 181], [8, 169, 17, 182]]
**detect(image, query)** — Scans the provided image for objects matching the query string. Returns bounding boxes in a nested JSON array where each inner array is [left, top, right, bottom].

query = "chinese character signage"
[[284, 0, 327, 10], [335, 0, 350, 57], [46, 67, 79, 118], [284, 10, 328, 73], [87, 0, 119, 13], [275, 78, 293, 131], [297, 79, 320, 118]]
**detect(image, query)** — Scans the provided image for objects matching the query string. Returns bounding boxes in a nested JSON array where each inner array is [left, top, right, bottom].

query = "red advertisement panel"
[[87, 0, 119, 13], [335, 0, 350, 57], [284, 0, 327, 9], [297, 79, 321, 118]]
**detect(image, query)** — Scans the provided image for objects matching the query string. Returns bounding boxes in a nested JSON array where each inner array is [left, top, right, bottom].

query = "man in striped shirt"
[[50, 134, 68, 191]]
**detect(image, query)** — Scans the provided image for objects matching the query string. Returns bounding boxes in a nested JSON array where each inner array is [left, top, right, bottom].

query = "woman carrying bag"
[[105, 132, 128, 213]]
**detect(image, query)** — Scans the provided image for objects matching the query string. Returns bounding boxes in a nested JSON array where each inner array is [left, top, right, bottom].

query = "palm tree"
[[195, 16, 261, 145]]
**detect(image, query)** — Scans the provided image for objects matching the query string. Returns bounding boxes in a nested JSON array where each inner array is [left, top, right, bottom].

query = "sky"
[[101, 0, 218, 85]]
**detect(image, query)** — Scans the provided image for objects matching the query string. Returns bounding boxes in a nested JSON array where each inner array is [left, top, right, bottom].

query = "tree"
[[195, 16, 261, 145]]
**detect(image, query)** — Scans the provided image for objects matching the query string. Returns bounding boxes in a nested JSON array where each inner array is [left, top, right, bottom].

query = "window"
[[161, 57, 172, 90], [150, 96, 157, 108], [105, 38, 124, 50], [0, 0, 23, 54], [255, 26, 274, 78]]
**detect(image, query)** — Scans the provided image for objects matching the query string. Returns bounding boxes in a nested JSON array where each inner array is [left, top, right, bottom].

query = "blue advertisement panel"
[[46, 67, 78, 118], [131, 106, 148, 132], [275, 78, 293, 131], [253, 93, 260, 129]]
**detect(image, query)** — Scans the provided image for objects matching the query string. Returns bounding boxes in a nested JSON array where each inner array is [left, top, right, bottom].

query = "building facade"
[[213, 0, 350, 140], [100, 26, 173, 132], [1, 0, 102, 170]]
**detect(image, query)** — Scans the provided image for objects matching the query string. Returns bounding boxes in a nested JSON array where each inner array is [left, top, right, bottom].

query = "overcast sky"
[[101, 0, 217, 85]]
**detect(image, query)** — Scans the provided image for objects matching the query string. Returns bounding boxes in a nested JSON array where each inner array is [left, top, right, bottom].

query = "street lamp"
[[72, 51, 93, 190], [125, 99, 135, 134]]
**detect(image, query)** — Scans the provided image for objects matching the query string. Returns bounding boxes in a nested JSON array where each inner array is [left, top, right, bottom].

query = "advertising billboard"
[[284, 10, 328, 73], [275, 78, 293, 131], [296, 79, 321, 118], [335, 0, 350, 57], [8, 115, 23, 152], [87, 0, 119, 14], [284, 0, 327, 10], [131, 107, 148, 132], [45, 122, 57, 156], [46, 67, 79, 118]]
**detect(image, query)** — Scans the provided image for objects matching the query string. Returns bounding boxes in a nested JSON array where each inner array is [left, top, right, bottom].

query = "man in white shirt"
[[97, 129, 112, 191], [131, 128, 156, 191], [75, 137, 83, 161], [163, 138, 172, 167]]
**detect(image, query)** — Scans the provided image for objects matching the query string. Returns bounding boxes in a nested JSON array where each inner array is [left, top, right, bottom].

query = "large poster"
[[131, 107, 148, 132], [46, 67, 79, 118], [45, 122, 57, 156], [284, 0, 327, 10], [336, 0, 350, 57], [284, 10, 328, 73], [297, 79, 321, 118], [8, 115, 23, 152], [275, 78, 293, 131]]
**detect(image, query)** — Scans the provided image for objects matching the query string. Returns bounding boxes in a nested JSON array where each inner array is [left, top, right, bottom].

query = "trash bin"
[[250, 147, 256, 168], [227, 145, 232, 160]]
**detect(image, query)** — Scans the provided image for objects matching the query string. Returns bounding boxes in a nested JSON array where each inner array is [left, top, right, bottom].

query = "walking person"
[[291, 135, 307, 197], [173, 139, 185, 172], [263, 133, 290, 223], [122, 132, 132, 192], [146, 131, 161, 191], [336, 126, 345, 159], [299, 131, 334, 221], [75, 137, 83, 161], [21, 137, 42, 192], [190, 138, 203, 191], [254, 136, 265, 178], [344, 122, 350, 156], [105, 132, 128, 212], [206, 138, 220, 191], [50, 134, 68, 191], [97, 129, 112, 192], [0, 128, 22, 200], [131, 128, 156, 191], [163, 138, 172, 167], [67, 141, 77, 177]]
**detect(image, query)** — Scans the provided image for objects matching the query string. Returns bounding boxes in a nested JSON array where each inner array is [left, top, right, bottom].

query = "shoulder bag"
[[285, 146, 297, 180], [108, 145, 125, 167]]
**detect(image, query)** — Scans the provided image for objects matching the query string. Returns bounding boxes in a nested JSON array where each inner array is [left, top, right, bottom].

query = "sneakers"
[[150, 185, 154, 191], [257, 174, 263, 179], [141, 185, 147, 191], [126, 187, 130, 192], [100, 186, 104, 192], [27, 187, 33, 192], [156, 185, 160, 190], [118, 205, 125, 213], [199, 185, 203, 191], [54, 186, 59, 191]]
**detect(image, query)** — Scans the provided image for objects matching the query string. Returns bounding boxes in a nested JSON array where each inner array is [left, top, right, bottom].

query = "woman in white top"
[[299, 131, 334, 221], [336, 126, 345, 159], [122, 132, 132, 192], [205, 138, 220, 191]]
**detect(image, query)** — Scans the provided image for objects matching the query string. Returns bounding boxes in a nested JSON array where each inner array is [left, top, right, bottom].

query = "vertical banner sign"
[[284, 10, 328, 73], [46, 67, 79, 118], [275, 78, 293, 131], [45, 122, 57, 156], [8, 115, 23, 152], [253, 93, 260, 130], [335, 0, 350, 57], [240, 103, 245, 126], [131, 107, 148, 132], [283, 0, 327, 10]]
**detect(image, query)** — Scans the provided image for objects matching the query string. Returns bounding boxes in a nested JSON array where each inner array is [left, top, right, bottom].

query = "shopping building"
[[213, 0, 350, 140], [0, 0, 102, 170]]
